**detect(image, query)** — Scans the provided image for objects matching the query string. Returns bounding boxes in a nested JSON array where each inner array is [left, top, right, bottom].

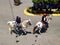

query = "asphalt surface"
[[0, 0, 60, 45]]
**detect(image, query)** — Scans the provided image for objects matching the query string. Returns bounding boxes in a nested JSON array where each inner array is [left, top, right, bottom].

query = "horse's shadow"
[[11, 29, 32, 36], [26, 31, 32, 34], [11, 29, 26, 36], [11, 28, 46, 35], [40, 28, 46, 33], [34, 28, 46, 34]]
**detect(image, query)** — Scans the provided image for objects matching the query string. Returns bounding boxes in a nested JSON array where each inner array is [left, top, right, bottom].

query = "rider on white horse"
[[33, 13, 49, 34], [15, 16, 22, 30], [41, 13, 49, 30]]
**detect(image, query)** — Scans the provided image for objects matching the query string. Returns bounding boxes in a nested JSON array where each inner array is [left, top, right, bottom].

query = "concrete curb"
[[24, 8, 60, 16]]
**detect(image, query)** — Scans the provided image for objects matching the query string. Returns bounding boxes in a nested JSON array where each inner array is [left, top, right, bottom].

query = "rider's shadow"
[[26, 31, 32, 34], [12, 29, 26, 35], [17, 30, 26, 35]]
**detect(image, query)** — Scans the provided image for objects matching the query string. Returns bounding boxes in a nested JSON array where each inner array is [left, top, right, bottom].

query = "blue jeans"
[[16, 23, 22, 30], [45, 22, 49, 28]]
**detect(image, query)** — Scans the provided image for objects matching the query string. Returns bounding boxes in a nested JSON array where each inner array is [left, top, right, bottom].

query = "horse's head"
[[21, 19, 32, 29], [27, 19, 32, 26]]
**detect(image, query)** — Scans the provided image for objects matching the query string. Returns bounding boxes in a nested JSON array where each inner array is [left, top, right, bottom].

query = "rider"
[[41, 13, 49, 30], [15, 16, 22, 30]]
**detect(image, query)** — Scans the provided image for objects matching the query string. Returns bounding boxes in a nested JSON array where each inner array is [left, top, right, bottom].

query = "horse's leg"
[[8, 23, 11, 31], [10, 27, 15, 34], [10, 29, 13, 34], [8, 24, 12, 34], [22, 27, 26, 34]]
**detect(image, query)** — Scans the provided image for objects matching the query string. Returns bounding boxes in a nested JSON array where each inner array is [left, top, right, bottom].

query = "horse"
[[7, 19, 32, 34], [33, 21, 44, 34], [33, 15, 52, 34]]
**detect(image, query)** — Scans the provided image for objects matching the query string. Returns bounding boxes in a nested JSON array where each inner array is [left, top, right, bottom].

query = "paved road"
[[0, 0, 60, 45]]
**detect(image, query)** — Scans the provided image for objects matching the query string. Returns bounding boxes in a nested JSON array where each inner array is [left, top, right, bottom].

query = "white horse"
[[7, 19, 32, 34], [33, 15, 52, 33]]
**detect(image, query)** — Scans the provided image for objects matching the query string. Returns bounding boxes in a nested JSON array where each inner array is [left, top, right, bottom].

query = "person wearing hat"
[[41, 13, 49, 30], [42, 13, 47, 23]]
